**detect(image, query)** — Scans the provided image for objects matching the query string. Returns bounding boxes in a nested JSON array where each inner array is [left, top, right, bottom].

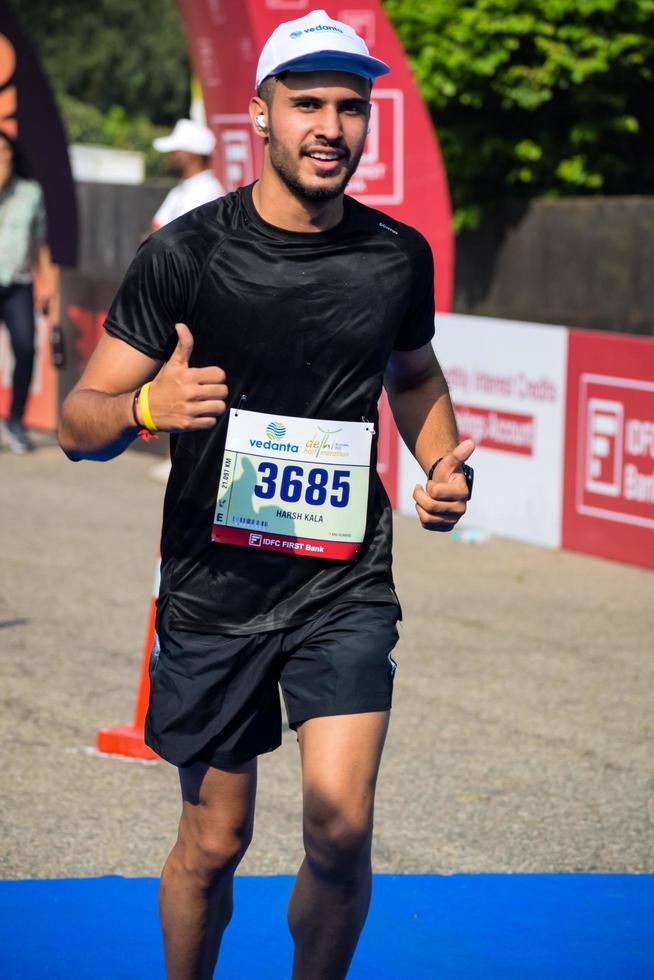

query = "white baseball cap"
[[152, 119, 216, 156], [255, 9, 390, 90]]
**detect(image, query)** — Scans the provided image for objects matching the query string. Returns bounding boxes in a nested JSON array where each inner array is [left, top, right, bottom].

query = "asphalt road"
[[1, 438, 652, 879]]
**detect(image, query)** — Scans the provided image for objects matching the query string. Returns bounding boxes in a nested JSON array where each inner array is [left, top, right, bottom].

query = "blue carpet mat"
[[1, 874, 652, 979]]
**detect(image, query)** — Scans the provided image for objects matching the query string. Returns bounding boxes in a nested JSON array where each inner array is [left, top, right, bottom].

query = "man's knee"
[[175, 814, 253, 885], [303, 793, 373, 881]]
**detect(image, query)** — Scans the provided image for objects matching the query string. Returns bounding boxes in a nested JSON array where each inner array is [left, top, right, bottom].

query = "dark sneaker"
[[2, 418, 33, 454]]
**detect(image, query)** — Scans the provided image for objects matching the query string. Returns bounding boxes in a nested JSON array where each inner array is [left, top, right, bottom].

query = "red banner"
[[562, 329, 654, 568], [454, 403, 535, 457]]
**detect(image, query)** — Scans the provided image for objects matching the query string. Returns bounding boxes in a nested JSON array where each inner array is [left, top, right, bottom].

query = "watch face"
[[428, 460, 474, 499], [462, 463, 474, 500]]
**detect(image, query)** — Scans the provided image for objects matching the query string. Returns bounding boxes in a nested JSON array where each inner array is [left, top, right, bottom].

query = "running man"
[[59, 10, 474, 979]]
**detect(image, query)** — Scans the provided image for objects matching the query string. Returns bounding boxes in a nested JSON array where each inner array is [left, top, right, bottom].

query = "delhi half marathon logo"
[[305, 426, 349, 459], [266, 421, 286, 439]]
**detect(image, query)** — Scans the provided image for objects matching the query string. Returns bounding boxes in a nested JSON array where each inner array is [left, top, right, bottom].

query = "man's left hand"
[[413, 438, 475, 532]]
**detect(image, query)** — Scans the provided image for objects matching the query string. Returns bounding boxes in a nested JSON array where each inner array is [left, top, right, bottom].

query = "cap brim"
[[152, 135, 178, 152], [259, 50, 390, 88]]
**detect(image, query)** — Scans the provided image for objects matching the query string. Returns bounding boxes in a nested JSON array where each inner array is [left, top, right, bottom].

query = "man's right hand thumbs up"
[[141, 322, 229, 432], [169, 321, 195, 367]]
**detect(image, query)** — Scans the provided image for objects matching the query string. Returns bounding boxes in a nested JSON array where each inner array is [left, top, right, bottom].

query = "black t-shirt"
[[105, 184, 435, 634]]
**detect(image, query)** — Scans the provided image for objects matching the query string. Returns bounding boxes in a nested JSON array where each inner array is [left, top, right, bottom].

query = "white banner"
[[397, 314, 568, 548]]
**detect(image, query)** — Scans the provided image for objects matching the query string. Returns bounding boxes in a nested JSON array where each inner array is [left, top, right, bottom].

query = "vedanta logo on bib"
[[249, 438, 299, 453], [266, 421, 286, 439]]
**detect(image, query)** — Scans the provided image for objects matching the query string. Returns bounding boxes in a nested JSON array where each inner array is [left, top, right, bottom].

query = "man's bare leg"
[[159, 758, 257, 980], [288, 711, 390, 980]]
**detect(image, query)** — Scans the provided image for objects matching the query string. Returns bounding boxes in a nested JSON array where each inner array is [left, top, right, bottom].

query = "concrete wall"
[[64, 185, 654, 361], [454, 197, 654, 337]]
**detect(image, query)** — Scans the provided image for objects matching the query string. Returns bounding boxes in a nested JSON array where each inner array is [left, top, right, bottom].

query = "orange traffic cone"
[[96, 561, 161, 759]]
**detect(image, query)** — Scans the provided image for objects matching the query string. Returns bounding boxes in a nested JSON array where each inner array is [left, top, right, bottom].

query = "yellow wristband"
[[137, 382, 158, 433]]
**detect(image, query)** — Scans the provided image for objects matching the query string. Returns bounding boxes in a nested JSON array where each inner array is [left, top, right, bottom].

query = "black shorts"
[[145, 600, 400, 769]]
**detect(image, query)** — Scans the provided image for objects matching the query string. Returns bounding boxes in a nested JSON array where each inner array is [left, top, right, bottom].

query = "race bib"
[[212, 409, 374, 560]]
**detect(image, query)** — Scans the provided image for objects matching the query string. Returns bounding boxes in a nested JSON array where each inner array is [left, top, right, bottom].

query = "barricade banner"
[[562, 329, 654, 568], [398, 314, 568, 548]]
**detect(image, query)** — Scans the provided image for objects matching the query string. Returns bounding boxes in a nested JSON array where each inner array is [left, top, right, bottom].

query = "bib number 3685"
[[254, 462, 350, 508]]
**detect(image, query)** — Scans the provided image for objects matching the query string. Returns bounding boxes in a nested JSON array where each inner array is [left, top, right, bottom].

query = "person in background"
[[0, 131, 59, 454], [151, 119, 226, 230]]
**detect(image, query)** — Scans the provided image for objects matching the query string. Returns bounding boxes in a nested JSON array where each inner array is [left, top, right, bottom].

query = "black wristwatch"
[[428, 457, 474, 500]]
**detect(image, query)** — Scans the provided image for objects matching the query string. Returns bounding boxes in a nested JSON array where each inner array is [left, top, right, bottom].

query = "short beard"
[[267, 129, 365, 202]]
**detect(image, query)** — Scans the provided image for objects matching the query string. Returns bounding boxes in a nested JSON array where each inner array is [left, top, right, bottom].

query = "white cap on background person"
[[255, 9, 390, 90], [153, 119, 216, 156]]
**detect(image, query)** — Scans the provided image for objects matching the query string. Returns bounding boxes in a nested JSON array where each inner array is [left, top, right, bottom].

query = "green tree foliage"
[[382, 0, 654, 228], [16, 0, 189, 121], [57, 95, 171, 177], [13, 0, 190, 176]]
